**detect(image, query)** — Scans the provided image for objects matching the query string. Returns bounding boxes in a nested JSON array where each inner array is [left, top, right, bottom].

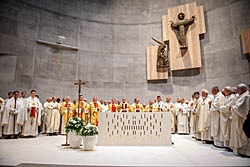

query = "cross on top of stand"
[[74, 80, 86, 86]]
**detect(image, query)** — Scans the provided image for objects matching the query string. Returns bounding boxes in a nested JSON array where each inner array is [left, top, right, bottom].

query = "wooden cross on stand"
[[74, 80, 86, 118], [62, 79, 85, 147]]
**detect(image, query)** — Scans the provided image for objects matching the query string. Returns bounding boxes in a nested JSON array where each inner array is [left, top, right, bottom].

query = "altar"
[[98, 112, 172, 146]]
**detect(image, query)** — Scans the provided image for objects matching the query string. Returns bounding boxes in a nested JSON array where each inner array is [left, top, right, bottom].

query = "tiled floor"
[[0, 134, 249, 166]]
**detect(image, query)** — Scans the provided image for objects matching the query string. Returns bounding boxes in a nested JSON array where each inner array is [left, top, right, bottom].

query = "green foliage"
[[80, 123, 98, 136], [65, 117, 85, 134], [65, 117, 98, 136]]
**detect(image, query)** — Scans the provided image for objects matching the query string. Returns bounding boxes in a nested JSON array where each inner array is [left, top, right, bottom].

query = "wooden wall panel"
[[241, 28, 250, 54], [162, 2, 205, 71], [147, 46, 168, 80]]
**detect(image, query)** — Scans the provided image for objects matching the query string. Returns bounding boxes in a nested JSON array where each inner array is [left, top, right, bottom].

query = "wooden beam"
[[36, 39, 78, 51], [147, 46, 168, 80], [241, 28, 250, 54]]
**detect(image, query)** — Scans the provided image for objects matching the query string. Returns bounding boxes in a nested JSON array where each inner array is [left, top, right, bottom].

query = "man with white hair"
[[102, 101, 109, 112], [230, 83, 250, 156], [177, 98, 189, 134], [199, 89, 213, 143], [220, 86, 237, 148], [210, 85, 226, 147], [165, 97, 176, 133], [89, 97, 102, 126]]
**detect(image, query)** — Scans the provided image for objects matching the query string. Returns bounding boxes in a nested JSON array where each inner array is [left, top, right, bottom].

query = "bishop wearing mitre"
[[60, 97, 75, 134], [165, 97, 176, 133], [75, 95, 89, 121], [2, 91, 24, 138], [131, 98, 143, 112], [108, 98, 118, 112], [89, 97, 102, 126], [119, 98, 131, 112]]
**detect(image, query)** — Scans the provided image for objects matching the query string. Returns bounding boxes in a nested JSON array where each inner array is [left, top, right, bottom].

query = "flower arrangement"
[[65, 117, 85, 134], [80, 123, 98, 136]]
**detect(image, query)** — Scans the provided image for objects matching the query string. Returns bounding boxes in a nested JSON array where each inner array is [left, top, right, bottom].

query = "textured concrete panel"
[[38, 10, 79, 46], [79, 21, 115, 53], [16, 40, 36, 76], [115, 0, 150, 24], [116, 24, 149, 54], [34, 45, 78, 81], [0, 16, 18, 38], [231, 0, 250, 38]]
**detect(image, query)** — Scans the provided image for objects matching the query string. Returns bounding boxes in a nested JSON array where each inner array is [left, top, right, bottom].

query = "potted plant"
[[80, 123, 98, 151], [65, 117, 85, 149]]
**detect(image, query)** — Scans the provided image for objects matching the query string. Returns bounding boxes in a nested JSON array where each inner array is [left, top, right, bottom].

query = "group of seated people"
[[0, 83, 249, 157]]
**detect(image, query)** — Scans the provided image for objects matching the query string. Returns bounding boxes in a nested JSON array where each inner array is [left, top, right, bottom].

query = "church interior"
[[0, 0, 250, 166]]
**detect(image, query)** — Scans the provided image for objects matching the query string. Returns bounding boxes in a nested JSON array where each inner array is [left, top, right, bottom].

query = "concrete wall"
[[0, 0, 249, 103]]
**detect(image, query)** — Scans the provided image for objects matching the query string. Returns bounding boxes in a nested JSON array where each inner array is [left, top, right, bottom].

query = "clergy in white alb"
[[230, 84, 250, 156], [0, 97, 5, 137], [154, 96, 165, 112], [20, 91, 27, 136], [42, 98, 50, 134], [191, 92, 202, 139], [198, 89, 213, 142], [210, 85, 226, 147], [2, 91, 24, 136], [45, 98, 54, 133], [177, 98, 189, 134], [51, 97, 60, 133], [220, 86, 236, 148], [101, 101, 108, 112], [165, 97, 176, 133], [22, 90, 41, 137]]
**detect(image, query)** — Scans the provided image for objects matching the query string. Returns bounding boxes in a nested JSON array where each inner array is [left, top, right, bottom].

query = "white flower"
[[86, 123, 91, 128]]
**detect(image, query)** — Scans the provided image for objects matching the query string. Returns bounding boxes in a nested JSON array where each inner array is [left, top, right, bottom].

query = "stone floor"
[[0, 134, 249, 166]]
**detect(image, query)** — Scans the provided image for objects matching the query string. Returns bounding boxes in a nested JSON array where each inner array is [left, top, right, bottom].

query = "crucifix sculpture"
[[74, 80, 86, 118], [162, 2, 206, 71], [170, 13, 196, 49]]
